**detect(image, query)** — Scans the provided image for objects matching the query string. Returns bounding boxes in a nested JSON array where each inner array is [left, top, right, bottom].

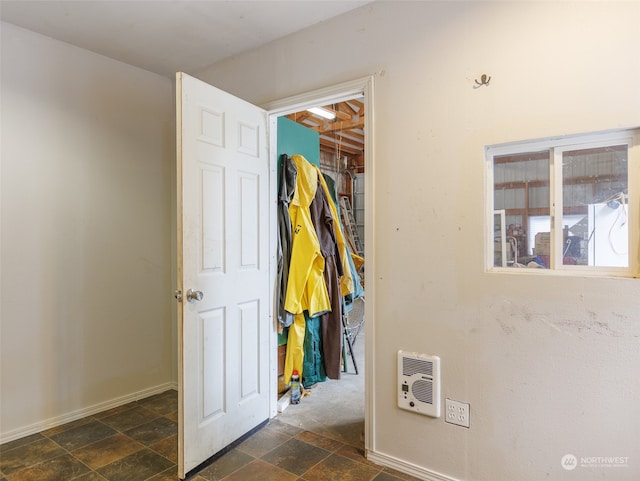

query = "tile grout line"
[[2, 401, 180, 481], [1, 389, 394, 481], [261, 438, 332, 479], [3, 427, 95, 481]]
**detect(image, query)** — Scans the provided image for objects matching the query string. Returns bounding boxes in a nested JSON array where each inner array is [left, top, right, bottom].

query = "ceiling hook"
[[474, 74, 491, 88]]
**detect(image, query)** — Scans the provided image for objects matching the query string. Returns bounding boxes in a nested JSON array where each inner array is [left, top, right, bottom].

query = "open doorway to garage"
[[272, 94, 367, 448]]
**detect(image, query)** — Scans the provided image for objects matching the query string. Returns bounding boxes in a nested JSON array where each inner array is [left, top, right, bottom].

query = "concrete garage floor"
[[276, 330, 366, 449]]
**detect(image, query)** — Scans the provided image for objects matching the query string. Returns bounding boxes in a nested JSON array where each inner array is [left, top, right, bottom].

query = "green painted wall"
[[277, 116, 320, 167]]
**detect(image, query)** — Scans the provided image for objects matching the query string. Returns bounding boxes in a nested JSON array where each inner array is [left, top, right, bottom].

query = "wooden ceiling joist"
[[311, 117, 364, 134], [319, 138, 361, 156]]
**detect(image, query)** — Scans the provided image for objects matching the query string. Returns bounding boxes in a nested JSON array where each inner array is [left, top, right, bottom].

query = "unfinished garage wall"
[[1, 23, 174, 440], [196, 2, 640, 480]]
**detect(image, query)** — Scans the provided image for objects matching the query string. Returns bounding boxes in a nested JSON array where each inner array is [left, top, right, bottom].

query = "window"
[[486, 129, 639, 276]]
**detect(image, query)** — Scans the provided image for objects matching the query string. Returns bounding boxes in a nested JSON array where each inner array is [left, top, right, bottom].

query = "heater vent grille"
[[412, 379, 433, 404], [397, 350, 440, 417], [403, 357, 433, 377]]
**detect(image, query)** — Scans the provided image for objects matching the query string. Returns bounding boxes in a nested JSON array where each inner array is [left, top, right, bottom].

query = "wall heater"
[[398, 350, 440, 417]]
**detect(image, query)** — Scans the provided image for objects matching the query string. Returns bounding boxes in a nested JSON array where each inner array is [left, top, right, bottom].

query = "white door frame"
[[263, 75, 376, 453]]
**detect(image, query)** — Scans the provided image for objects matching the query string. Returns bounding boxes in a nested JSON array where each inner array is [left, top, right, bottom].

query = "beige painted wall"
[[0, 23, 175, 439], [197, 2, 640, 480]]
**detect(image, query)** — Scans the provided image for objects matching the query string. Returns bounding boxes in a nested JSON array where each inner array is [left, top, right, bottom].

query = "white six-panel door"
[[176, 73, 270, 478]]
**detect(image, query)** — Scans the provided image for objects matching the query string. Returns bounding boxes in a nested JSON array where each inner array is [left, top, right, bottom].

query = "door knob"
[[186, 289, 204, 302]]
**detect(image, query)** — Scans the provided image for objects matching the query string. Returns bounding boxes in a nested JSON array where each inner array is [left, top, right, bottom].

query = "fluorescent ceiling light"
[[307, 107, 336, 120]]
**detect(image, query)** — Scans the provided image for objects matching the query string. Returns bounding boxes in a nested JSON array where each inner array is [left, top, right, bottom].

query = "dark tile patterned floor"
[[0, 390, 420, 481]]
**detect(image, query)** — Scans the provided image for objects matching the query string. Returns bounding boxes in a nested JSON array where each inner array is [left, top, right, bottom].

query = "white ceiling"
[[0, 0, 370, 77]]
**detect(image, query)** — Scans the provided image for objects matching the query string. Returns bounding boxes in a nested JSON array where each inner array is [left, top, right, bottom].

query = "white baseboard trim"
[[277, 391, 291, 413], [367, 449, 462, 481], [0, 382, 177, 444]]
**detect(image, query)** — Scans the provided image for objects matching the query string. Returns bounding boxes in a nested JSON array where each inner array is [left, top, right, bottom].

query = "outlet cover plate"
[[445, 398, 470, 428]]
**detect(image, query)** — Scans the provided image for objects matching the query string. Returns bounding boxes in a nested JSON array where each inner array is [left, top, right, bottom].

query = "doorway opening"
[[265, 77, 372, 450]]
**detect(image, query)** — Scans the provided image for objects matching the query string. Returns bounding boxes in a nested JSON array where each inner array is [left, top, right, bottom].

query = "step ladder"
[[339, 196, 363, 255]]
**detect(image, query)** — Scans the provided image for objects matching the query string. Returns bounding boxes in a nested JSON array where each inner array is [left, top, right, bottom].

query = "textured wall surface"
[[197, 3, 640, 480], [1, 22, 174, 439]]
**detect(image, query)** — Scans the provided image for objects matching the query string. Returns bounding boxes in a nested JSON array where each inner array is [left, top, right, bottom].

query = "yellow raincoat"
[[283, 155, 331, 382], [284, 155, 331, 318]]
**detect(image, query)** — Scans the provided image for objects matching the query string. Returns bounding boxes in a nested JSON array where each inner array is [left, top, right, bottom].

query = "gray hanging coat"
[[276, 154, 297, 328]]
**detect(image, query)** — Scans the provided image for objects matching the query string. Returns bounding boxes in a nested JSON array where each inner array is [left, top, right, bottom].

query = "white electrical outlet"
[[445, 398, 470, 428]]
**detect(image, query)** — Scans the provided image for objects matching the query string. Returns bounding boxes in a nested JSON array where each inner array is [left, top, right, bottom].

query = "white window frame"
[[485, 128, 640, 277]]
